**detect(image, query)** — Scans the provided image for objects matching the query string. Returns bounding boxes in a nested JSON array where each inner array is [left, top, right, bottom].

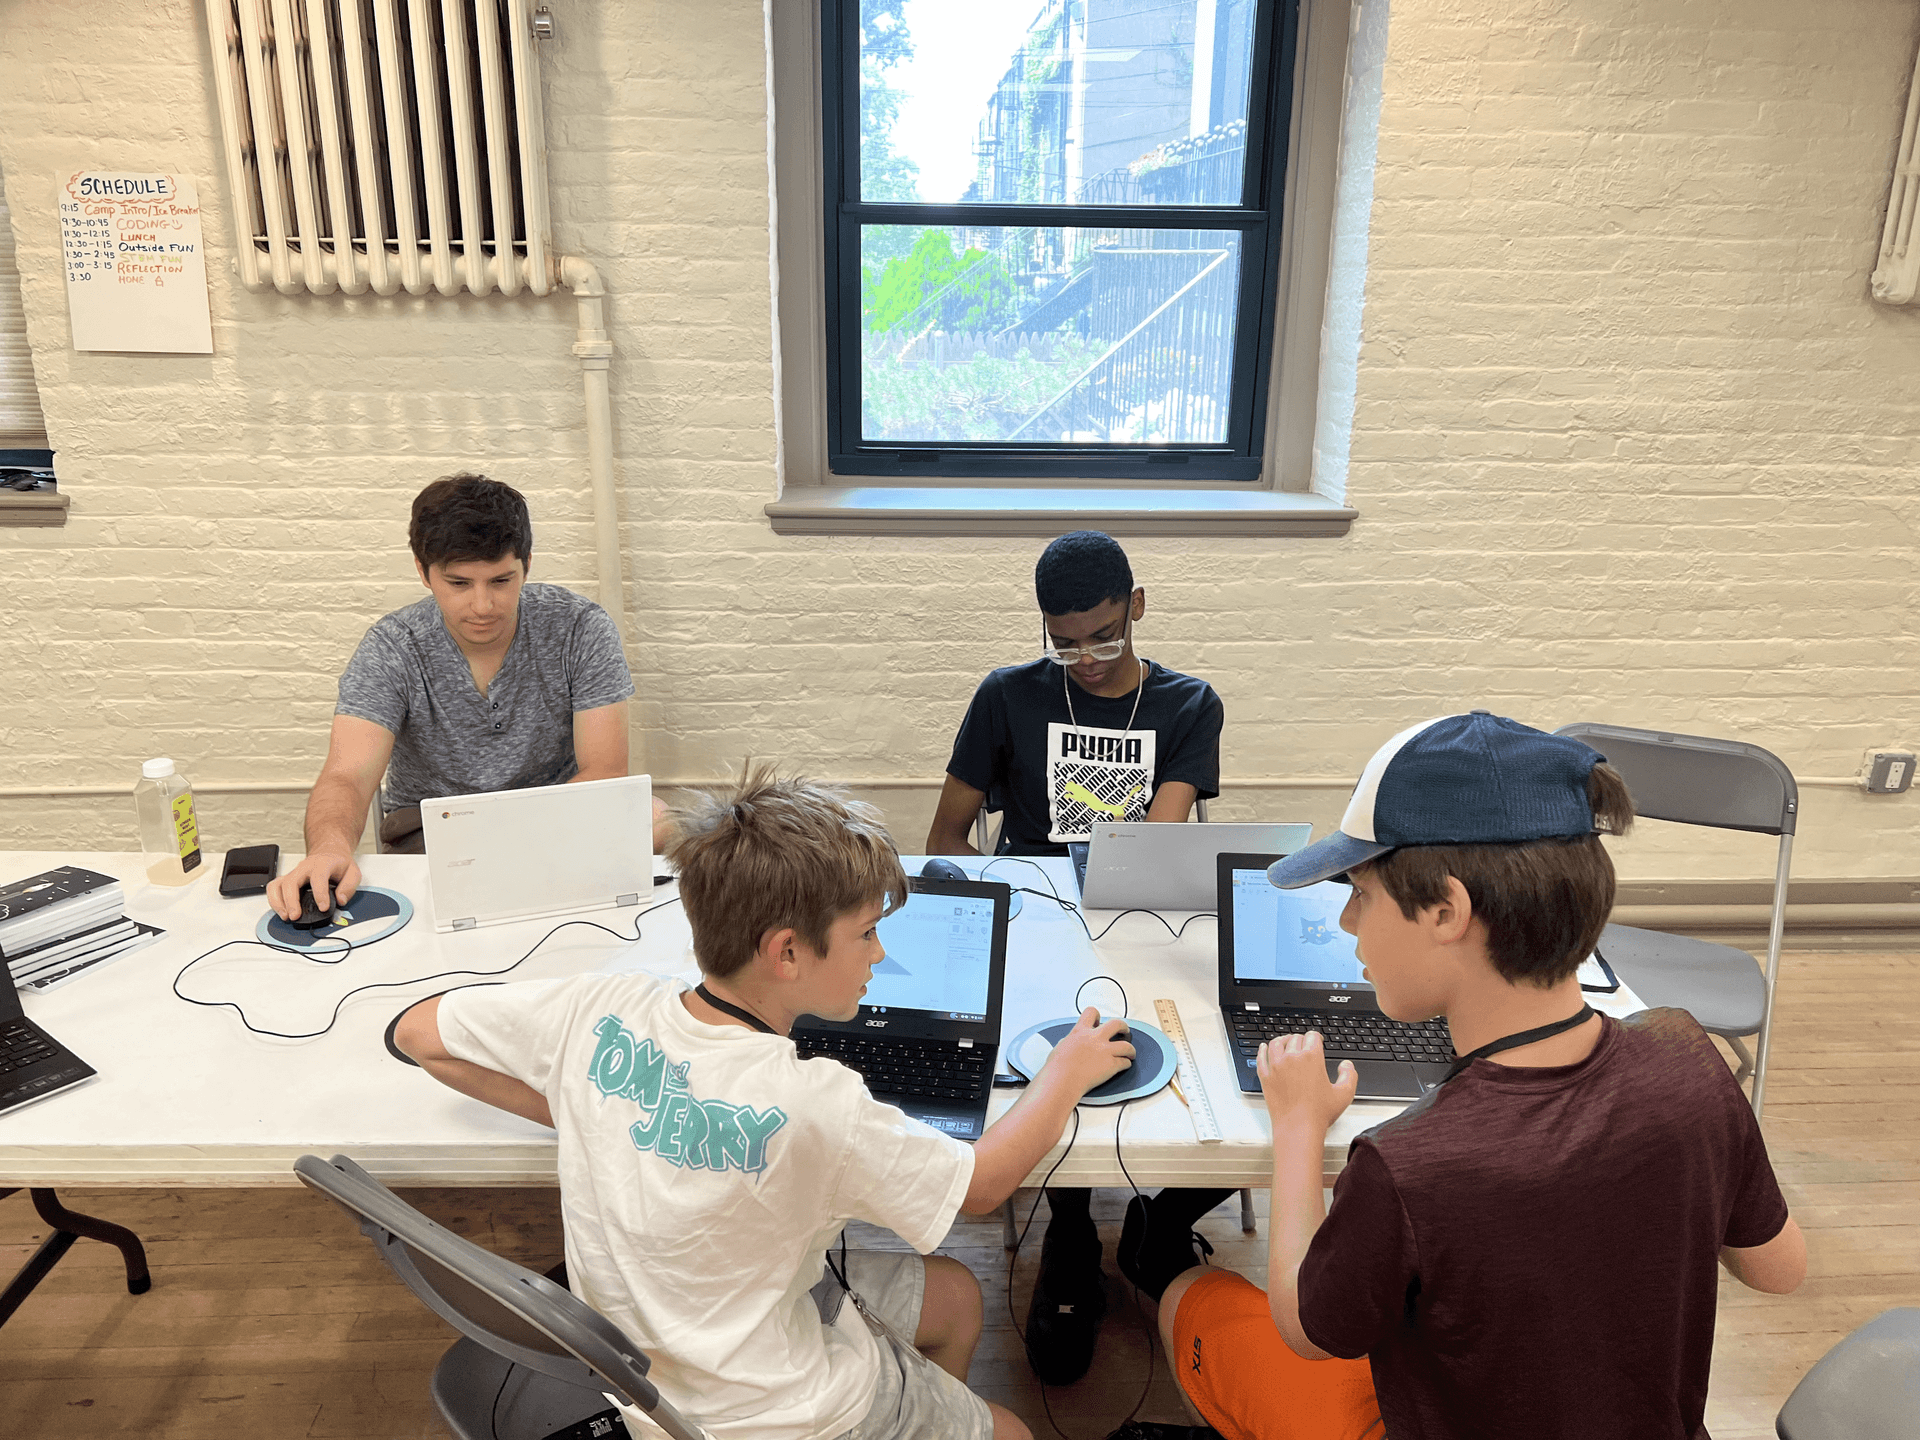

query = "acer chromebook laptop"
[[1072, 821, 1314, 910], [792, 874, 1010, 1140], [0, 977, 96, 1116], [420, 775, 653, 933], [1216, 852, 1457, 1102]]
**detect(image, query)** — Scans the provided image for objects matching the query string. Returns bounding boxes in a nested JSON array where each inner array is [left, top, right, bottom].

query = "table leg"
[[1239, 1188, 1257, 1234], [0, 1188, 151, 1328]]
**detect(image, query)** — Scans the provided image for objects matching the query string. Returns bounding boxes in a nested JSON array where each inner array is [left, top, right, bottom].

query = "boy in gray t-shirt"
[[268, 473, 648, 921]]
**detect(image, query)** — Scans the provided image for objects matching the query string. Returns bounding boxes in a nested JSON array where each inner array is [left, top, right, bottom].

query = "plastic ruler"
[[1153, 998, 1221, 1142]]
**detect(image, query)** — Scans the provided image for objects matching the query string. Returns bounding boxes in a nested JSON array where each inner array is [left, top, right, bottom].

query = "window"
[[825, 0, 1294, 482], [0, 178, 49, 450], [767, 0, 1368, 534], [0, 170, 63, 529]]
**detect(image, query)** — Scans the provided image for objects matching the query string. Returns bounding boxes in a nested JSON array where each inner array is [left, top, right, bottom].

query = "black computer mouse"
[[290, 882, 336, 930], [919, 858, 968, 883]]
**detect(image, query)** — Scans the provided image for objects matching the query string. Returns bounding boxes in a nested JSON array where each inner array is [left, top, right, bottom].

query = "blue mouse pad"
[[256, 885, 413, 952], [1006, 1017, 1176, 1106]]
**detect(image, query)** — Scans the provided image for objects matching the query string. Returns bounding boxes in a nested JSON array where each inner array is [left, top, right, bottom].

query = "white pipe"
[[234, 0, 298, 294], [560, 256, 628, 645], [204, 0, 267, 293], [269, 0, 332, 294], [440, 0, 491, 297], [408, 0, 458, 296], [335, 0, 393, 295], [304, 0, 365, 294], [373, 0, 426, 295], [506, 0, 554, 296], [475, 0, 522, 298]]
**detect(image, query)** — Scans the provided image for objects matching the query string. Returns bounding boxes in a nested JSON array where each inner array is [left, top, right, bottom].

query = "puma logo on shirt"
[[1047, 721, 1158, 841]]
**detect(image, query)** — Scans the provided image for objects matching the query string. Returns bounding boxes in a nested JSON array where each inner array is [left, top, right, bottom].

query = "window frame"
[[765, 0, 1363, 536], [822, 0, 1297, 483]]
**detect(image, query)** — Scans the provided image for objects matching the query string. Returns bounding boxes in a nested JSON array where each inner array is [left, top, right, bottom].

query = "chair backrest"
[[1553, 723, 1798, 837], [294, 1153, 707, 1440], [1776, 1307, 1920, 1439]]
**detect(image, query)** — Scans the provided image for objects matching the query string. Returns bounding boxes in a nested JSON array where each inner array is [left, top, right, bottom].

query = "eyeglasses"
[[1041, 615, 1130, 666]]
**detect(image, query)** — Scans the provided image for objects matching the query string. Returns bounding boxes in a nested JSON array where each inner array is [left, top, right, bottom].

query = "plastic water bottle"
[[135, 757, 205, 886]]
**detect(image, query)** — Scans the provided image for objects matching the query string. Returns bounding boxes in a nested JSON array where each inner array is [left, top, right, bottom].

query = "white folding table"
[[0, 852, 1648, 1190]]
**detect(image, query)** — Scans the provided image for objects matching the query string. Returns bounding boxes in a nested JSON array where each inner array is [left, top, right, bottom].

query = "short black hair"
[[1034, 531, 1134, 616], [409, 473, 533, 573]]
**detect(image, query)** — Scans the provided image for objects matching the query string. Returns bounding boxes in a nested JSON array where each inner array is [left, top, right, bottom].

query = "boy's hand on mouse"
[[1257, 1030, 1358, 1134], [1043, 1006, 1135, 1096]]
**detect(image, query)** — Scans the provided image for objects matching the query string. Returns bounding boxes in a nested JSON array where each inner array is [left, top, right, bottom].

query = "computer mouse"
[[919, 858, 969, 883], [290, 882, 336, 930]]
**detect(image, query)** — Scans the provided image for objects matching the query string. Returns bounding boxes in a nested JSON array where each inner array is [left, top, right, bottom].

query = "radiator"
[[205, 0, 556, 298], [1873, 39, 1920, 305]]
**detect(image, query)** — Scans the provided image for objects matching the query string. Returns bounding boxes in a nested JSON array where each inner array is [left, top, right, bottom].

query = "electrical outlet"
[[1865, 751, 1916, 794]]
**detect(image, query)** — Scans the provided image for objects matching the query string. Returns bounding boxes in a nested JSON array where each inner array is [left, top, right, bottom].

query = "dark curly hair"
[[409, 473, 533, 573], [1034, 530, 1134, 616]]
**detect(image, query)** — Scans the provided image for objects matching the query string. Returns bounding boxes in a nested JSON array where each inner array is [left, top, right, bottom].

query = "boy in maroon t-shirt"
[[1115, 712, 1806, 1440]]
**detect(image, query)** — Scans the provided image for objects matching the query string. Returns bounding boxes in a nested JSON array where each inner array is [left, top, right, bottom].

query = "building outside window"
[[825, 0, 1299, 482]]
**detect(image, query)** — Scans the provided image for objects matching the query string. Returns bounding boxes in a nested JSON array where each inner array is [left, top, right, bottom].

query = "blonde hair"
[[665, 764, 908, 978]]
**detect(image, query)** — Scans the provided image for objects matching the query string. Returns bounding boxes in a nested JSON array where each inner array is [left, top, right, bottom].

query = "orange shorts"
[[1170, 1269, 1383, 1440]]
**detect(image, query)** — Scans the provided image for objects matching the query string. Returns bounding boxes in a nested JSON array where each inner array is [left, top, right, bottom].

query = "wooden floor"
[[3, 950, 1915, 1439]]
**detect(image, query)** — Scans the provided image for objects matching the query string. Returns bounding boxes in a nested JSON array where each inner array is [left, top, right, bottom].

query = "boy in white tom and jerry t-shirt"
[[395, 767, 1134, 1440]]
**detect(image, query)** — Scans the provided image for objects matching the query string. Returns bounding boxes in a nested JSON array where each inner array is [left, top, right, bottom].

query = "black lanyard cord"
[[693, 982, 779, 1036], [1441, 1004, 1596, 1085]]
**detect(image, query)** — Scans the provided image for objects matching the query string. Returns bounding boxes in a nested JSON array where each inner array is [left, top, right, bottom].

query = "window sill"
[[764, 486, 1355, 537], [0, 491, 69, 527]]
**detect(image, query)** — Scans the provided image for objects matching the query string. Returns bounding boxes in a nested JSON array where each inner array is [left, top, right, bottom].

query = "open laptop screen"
[[861, 888, 998, 1023], [1227, 865, 1368, 991]]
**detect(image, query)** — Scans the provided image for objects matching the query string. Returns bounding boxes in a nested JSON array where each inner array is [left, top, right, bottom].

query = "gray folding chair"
[[294, 1154, 707, 1440], [1775, 1307, 1920, 1439], [1554, 723, 1797, 1119]]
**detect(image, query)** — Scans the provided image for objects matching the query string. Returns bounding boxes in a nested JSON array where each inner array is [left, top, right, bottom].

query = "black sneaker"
[[1106, 1423, 1224, 1440], [1023, 1220, 1108, 1385], [1117, 1194, 1215, 1301]]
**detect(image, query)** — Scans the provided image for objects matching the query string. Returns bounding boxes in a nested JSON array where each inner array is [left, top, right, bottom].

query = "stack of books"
[[1, 866, 164, 995]]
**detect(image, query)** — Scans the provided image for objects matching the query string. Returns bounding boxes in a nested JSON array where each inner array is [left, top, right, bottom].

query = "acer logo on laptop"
[[865, 1019, 889, 1027], [1325, 995, 1352, 1004]]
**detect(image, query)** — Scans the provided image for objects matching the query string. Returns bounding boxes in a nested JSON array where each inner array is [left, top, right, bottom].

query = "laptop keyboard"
[[1229, 1008, 1457, 1065], [795, 1033, 991, 1104], [0, 1019, 59, 1076]]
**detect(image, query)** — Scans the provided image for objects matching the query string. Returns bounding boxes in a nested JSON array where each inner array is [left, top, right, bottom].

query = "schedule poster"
[[58, 171, 214, 353]]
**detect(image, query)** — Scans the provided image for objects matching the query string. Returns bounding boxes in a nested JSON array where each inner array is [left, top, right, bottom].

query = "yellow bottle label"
[[171, 792, 203, 872]]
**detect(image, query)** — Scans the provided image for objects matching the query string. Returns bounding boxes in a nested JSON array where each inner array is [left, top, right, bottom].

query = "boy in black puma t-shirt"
[[926, 530, 1230, 1385], [926, 531, 1223, 857]]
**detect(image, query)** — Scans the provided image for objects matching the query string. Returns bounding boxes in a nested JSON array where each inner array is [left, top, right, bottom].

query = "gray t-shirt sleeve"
[[335, 621, 412, 735], [568, 603, 635, 712]]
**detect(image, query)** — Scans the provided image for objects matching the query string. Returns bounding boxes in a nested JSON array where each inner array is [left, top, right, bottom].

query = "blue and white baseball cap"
[[1267, 712, 1606, 889]]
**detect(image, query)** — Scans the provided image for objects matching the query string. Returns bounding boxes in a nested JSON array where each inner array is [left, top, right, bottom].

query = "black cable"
[[173, 895, 683, 1041], [999, 1096, 1164, 1439], [1004, 1107, 1082, 1440], [825, 1226, 850, 1295], [488, 1356, 512, 1440], [979, 856, 1215, 945], [1073, 973, 1128, 1018], [1110, 1099, 1158, 1430]]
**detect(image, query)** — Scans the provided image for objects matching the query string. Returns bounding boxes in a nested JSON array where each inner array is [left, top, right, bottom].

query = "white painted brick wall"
[[1, 0, 1917, 883]]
